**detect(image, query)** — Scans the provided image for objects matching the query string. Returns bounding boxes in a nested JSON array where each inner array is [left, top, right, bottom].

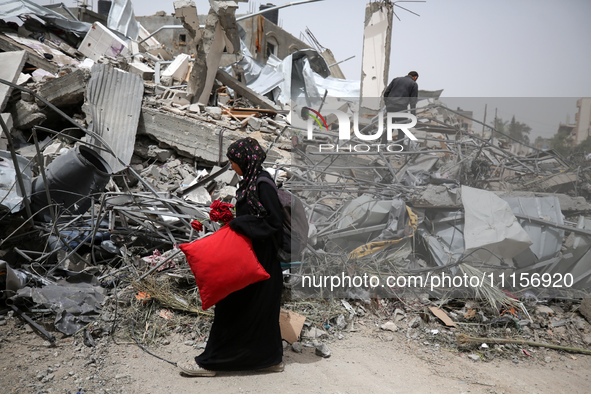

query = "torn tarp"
[[0, 0, 91, 35], [12, 273, 106, 335], [462, 186, 532, 263], [226, 44, 360, 105], [503, 195, 564, 267]]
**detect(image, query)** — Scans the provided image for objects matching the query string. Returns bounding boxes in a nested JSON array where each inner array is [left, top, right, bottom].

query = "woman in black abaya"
[[179, 137, 284, 376]]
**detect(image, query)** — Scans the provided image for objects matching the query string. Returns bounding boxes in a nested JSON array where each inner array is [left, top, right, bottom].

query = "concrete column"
[[184, 1, 240, 105], [359, 2, 393, 113]]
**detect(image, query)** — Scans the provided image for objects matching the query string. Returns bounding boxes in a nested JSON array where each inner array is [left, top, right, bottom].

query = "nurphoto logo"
[[301, 107, 418, 153]]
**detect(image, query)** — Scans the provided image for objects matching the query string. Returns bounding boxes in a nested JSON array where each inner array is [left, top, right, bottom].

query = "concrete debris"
[[291, 341, 303, 353], [380, 321, 398, 332], [10, 100, 46, 129], [580, 299, 591, 323], [36, 68, 90, 108], [303, 327, 329, 340], [314, 343, 331, 358], [78, 22, 130, 61]]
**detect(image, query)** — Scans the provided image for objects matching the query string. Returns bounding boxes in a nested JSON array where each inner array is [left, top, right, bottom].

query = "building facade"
[[574, 98, 591, 145]]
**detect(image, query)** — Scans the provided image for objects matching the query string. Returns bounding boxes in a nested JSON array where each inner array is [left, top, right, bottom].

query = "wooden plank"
[[429, 306, 457, 327]]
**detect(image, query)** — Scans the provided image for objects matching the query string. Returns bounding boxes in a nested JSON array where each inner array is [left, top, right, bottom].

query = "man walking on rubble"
[[383, 71, 419, 143]]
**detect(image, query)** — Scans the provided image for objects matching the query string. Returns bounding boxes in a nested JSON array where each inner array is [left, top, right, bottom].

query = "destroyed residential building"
[[0, 0, 590, 367]]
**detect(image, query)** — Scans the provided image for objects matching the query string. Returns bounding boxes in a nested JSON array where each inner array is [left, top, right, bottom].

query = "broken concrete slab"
[[138, 107, 283, 165], [173, 1, 201, 37], [129, 62, 155, 81], [138, 106, 241, 164], [4, 32, 79, 68], [10, 100, 46, 129], [247, 116, 263, 130], [162, 53, 191, 82], [0, 34, 58, 74], [184, 186, 212, 205], [36, 68, 91, 108], [495, 191, 591, 213], [0, 50, 27, 113], [147, 145, 175, 162], [210, 1, 240, 54], [537, 172, 578, 193]]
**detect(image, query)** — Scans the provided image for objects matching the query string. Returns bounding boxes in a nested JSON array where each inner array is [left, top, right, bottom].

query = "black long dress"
[[195, 172, 284, 371]]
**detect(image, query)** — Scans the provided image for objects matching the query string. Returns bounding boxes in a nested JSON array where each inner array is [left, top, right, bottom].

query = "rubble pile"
[[1, 0, 590, 375]]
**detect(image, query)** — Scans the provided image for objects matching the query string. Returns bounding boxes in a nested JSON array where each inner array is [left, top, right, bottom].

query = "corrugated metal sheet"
[[107, 0, 139, 40], [0, 0, 90, 34], [86, 63, 143, 173], [504, 196, 564, 266]]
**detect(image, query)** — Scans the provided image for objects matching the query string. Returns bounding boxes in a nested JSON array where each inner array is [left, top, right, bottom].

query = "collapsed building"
[[0, 0, 590, 359]]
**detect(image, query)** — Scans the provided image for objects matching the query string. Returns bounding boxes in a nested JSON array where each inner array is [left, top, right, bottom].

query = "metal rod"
[[138, 25, 185, 45], [327, 55, 355, 68], [31, 128, 56, 222], [8, 304, 56, 344], [236, 0, 325, 22], [513, 213, 591, 237]]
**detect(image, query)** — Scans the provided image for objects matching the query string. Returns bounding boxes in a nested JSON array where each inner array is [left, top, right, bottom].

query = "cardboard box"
[[279, 309, 306, 344]]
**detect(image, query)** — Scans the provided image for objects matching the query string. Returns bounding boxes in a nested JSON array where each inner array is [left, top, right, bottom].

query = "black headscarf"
[[226, 137, 268, 217]]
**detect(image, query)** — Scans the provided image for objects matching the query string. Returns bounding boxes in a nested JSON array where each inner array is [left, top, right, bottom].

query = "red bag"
[[179, 225, 270, 310]]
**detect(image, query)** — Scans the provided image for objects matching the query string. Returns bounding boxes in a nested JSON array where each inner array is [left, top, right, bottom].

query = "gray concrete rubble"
[[0, 50, 27, 112], [0, 0, 590, 366], [36, 68, 90, 108]]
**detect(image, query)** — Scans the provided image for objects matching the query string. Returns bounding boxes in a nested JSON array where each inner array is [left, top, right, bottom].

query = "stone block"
[[129, 62, 155, 81], [11, 101, 46, 129], [36, 68, 90, 107], [580, 299, 591, 323]]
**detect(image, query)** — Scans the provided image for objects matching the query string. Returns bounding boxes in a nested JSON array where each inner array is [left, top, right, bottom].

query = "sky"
[[35, 1, 591, 139]]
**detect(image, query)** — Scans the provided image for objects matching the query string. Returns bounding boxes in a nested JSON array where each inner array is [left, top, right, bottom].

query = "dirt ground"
[[2, 312, 591, 394]]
